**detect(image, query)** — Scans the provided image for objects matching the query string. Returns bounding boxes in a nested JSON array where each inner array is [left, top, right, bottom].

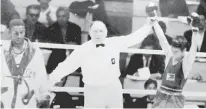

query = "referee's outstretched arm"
[[49, 47, 83, 86]]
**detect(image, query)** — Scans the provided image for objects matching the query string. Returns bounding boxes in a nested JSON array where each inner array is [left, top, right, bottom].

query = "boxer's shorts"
[[152, 91, 185, 108]]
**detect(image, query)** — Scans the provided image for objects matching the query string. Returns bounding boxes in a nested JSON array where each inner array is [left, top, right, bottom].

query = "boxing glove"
[[146, 2, 158, 17]]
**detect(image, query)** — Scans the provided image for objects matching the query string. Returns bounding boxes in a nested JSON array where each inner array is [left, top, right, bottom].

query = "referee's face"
[[89, 21, 108, 44]]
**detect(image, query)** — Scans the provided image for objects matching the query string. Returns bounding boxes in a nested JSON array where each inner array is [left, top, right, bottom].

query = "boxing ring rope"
[[32, 42, 206, 57], [1, 41, 206, 106], [30, 42, 206, 104], [51, 87, 206, 106], [51, 87, 206, 98]]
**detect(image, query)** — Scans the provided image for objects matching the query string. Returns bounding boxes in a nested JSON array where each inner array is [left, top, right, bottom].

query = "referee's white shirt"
[[50, 25, 152, 85]]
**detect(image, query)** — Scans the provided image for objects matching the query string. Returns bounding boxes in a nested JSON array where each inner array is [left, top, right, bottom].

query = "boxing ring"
[[35, 42, 206, 107], [1, 40, 206, 107]]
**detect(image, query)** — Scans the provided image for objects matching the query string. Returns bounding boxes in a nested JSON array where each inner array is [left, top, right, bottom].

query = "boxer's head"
[[171, 36, 188, 61], [89, 21, 108, 44], [9, 19, 26, 46]]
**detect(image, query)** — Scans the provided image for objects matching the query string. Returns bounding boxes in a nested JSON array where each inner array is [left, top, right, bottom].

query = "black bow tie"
[[96, 44, 105, 48], [147, 101, 153, 104]]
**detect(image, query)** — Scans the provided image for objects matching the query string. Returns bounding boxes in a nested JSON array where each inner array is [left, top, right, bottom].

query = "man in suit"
[[46, 7, 82, 74], [197, 0, 206, 18], [152, 21, 173, 45], [184, 15, 206, 52], [125, 35, 165, 79], [24, 4, 47, 42], [1, 0, 20, 27], [159, 0, 189, 18]]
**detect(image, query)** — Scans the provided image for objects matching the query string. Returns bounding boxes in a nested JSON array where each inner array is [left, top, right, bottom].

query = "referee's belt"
[[159, 85, 182, 95]]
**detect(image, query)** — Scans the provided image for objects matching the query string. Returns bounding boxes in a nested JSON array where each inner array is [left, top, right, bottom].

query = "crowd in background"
[[1, 0, 206, 108]]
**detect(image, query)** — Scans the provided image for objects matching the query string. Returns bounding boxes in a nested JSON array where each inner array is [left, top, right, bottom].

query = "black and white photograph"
[[1, 0, 206, 108]]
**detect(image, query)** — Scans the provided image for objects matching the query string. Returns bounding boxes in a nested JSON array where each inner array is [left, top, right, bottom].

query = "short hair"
[[140, 35, 159, 49], [9, 19, 25, 29], [37, 0, 51, 2], [144, 79, 158, 89], [158, 21, 167, 30], [171, 35, 188, 51], [152, 21, 167, 33], [56, 6, 70, 16], [26, 4, 41, 14]]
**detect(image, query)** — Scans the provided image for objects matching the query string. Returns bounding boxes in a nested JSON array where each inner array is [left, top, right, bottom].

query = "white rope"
[[1, 41, 205, 57], [51, 87, 206, 99], [34, 42, 206, 57]]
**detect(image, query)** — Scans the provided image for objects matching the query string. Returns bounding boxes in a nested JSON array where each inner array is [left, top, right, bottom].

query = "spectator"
[[131, 79, 157, 108], [159, 0, 189, 18], [124, 36, 165, 79], [184, 15, 206, 52], [152, 21, 173, 46], [24, 5, 47, 42], [37, 0, 57, 27], [92, 0, 120, 36], [46, 7, 82, 74], [1, 0, 20, 27], [197, 0, 206, 18], [69, 0, 120, 36]]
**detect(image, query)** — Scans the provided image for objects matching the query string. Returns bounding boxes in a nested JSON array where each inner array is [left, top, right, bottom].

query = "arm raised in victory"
[[153, 20, 172, 58], [183, 25, 199, 79]]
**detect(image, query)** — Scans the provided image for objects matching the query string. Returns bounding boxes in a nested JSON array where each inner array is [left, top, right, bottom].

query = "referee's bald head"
[[89, 21, 108, 44], [90, 21, 107, 30]]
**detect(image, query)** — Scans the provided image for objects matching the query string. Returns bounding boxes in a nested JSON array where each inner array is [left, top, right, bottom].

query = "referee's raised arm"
[[112, 23, 152, 48]]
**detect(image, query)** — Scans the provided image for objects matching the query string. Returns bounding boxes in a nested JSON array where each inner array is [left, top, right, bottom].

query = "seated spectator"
[[132, 79, 157, 108], [184, 15, 206, 52], [46, 7, 82, 74], [37, 0, 57, 27], [197, 0, 206, 18], [69, 0, 120, 36], [124, 36, 165, 79], [24, 5, 47, 42], [1, 0, 20, 27], [159, 0, 189, 18], [151, 21, 173, 46]]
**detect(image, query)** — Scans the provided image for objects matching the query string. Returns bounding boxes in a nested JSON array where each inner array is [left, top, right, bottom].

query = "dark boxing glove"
[[146, 2, 158, 17]]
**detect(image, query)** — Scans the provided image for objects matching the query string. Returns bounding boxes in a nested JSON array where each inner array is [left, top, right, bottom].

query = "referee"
[[49, 20, 152, 108]]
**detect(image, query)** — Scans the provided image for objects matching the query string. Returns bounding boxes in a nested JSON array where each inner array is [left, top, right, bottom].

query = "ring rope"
[[1, 41, 205, 57], [34, 42, 206, 57], [51, 87, 206, 98]]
